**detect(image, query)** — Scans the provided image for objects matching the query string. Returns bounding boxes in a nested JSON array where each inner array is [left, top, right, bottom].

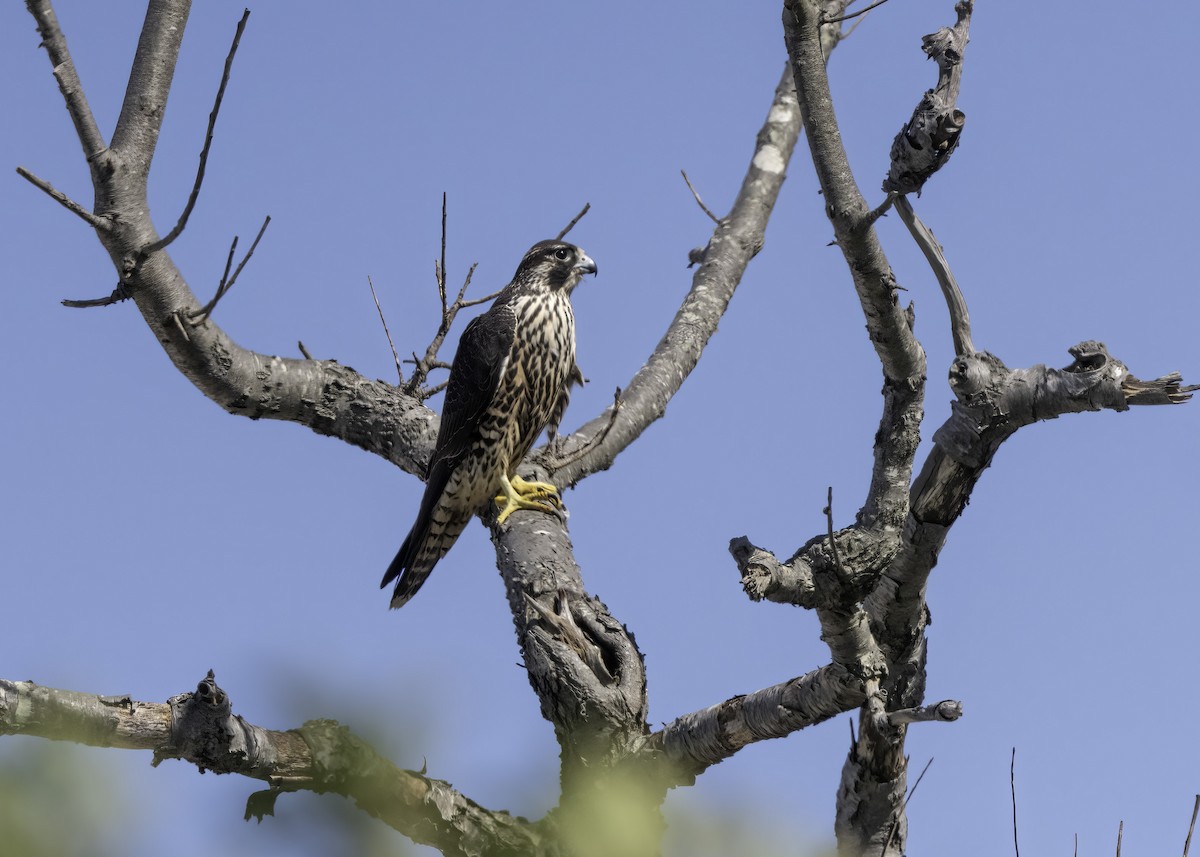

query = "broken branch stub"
[[883, 0, 973, 195]]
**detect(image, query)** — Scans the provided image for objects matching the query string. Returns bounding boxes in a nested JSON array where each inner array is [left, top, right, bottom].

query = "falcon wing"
[[429, 303, 517, 482], [380, 304, 515, 594]]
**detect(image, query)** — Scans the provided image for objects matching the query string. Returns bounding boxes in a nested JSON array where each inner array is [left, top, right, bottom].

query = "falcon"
[[381, 240, 597, 609]]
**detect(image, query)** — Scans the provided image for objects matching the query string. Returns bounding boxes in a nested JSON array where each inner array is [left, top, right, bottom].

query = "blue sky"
[[2, 2, 1198, 855]]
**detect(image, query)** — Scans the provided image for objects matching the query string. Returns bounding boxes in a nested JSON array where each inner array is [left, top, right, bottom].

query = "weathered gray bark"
[[0, 676, 549, 857], [10, 2, 832, 854], [744, 1, 1194, 854], [8, 0, 1195, 855]]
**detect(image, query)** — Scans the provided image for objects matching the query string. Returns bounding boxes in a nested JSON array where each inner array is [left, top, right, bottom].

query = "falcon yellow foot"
[[494, 474, 563, 524]]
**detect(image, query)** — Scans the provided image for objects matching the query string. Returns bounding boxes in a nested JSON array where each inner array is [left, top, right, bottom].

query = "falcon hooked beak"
[[574, 253, 598, 277]]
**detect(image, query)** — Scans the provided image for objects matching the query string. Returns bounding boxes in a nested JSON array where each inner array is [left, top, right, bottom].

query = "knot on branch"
[[155, 670, 235, 771], [883, 0, 973, 195], [729, 536, 798, 602], [524, 591, 615, 686], [1064, 339, 1117, 374], [802, 527, 900, 609], [948, 350, 1008, 400], [730, 525, 900, 611]]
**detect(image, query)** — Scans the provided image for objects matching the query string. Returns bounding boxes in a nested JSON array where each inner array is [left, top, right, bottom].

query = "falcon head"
[[513, 240, 598, 294]]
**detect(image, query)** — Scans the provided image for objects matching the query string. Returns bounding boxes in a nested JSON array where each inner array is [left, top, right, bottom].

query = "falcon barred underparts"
[[381, 240, 597, 609]]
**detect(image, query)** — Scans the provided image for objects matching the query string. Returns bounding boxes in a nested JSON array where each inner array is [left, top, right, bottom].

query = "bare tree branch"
[[680, 170, 720, 224], [1183, 795, 1199, 857], [144, 9, 251, 255], [556, 202, 591, 240], [405, 261, 495, 400], [886, 701, 962, 726], [1011, 748, 1021, 857], [61, 285, 133, 309], [488, 506, 659, 854], [0, 675, 547, 856], [15, 166, 109, 230], [647, 663, 867, 785], [24, 0, 107, 164], [893, 195, 974, 355], [784, 0, 924, 384], [188, 214, 271, 323], [550, 64, 805, 486], [879, 756, 935, 857], [22, 0, 440, 479], [883, 1, 973, 195], [823, 0, 892, 26], [368, 275, 404, 385], [109, 0, 193, 183]]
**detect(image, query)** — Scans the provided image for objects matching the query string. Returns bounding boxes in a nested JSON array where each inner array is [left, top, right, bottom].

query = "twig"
[[1180, 795, 1200, 857], [879, 757, 935, 856], [894, 195, 974, 356], [1011, 747, 1020, 857], [298, 341, 313, 360], [403, 197, 502, 398], [864, 190, 898, 227], [367, 275, 403, 384], [556, 202, 591, 240], [905, 756, 934, 809], [840, 8, 873, 39], [421, 379, 450, 399], [545, 387, 623, 474], [681, 171, 720, 224], [144, 10, 250, 255], [823, 486, 849, 579], [1116, 820, 1123, 857], [823, 0, 892, 25], [16, 166, 108, 230], [406, 259, 495, 399], [61, 284, 132, 309], [456, 288, 502, 310], [189, 215, 271, 323], [438, 193, 449, 319]]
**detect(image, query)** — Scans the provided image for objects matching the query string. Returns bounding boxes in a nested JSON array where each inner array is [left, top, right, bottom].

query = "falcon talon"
[[381, 240, 597, 609], [509, 475, 563, 507]]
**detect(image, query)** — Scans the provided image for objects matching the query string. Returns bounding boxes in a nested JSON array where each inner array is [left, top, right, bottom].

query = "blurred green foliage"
[[0, 739, 125, 857]]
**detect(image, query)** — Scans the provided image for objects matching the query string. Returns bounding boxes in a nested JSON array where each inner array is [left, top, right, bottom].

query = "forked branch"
[[188, 215, 272, 323], [144, 9, 251, 255], [22, 0, 441, 477]]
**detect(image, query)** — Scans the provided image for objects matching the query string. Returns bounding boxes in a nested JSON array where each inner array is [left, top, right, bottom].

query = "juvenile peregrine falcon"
[[381, 240, 597, 609]]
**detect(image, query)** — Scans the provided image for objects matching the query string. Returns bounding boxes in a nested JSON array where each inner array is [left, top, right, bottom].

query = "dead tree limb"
[[21, 0, 440, 478], [0, 675, 548, 856]]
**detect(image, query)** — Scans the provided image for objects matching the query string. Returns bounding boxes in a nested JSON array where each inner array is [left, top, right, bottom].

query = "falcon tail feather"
[[381, 514, 470, 609]]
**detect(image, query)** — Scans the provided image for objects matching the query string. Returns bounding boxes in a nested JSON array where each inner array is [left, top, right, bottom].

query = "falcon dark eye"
[[554, 248, 570, 261]]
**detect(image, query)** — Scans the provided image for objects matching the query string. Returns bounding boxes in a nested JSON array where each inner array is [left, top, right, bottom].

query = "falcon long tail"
[[381, 511, 471, 609]]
